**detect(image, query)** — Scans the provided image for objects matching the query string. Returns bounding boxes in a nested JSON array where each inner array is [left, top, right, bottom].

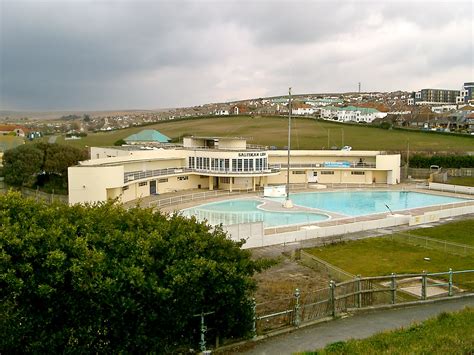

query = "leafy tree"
[[2, 143, 87, 189], [2, 144, 44, 186], [0, 192, 264, 352], [114, 138, 126, 146]]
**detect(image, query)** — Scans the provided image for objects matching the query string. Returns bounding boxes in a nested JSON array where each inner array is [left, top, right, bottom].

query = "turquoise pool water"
[[181, 191, 468, 227], [288, 191, 466, 216], [181, 199, 328, 227]]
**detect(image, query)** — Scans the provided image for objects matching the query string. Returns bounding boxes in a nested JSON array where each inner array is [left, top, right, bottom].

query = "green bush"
[[409, 154, 474, 168], [0, 192, 263, 352]]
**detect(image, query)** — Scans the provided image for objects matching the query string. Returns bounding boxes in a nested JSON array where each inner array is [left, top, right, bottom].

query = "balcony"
[[124, 166, 280, 183]]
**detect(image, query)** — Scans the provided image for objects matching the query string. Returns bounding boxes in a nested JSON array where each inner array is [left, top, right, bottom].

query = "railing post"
[[391, 273, 396, 304], [356, 275, 361, 308], [330, 281, 336, 318], [293, 288, 301, 327], [421, 271, 427, 300], [448, 268, 453, 296], [251, 298, 257, 338]]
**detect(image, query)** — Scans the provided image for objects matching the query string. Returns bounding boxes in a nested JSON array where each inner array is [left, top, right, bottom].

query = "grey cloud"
[[0, 0, 472, 110]]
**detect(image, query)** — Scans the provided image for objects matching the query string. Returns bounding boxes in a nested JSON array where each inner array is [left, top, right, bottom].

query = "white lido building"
[[68, 136, 401, 205]]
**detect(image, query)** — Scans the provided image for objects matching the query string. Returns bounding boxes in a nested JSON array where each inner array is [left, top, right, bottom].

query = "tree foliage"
[[2, 143, 88, 188], [0, 192, 263, 352], [409, 154, 474, 168], [2, 144, 44, 186]]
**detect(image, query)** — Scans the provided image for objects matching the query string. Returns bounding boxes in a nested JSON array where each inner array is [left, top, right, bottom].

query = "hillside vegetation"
[[304, 307, 474, 355], [53, 116, 474, 152]]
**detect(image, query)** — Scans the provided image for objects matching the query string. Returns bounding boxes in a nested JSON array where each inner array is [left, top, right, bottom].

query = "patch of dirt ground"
[[253, 253, 330, 313]]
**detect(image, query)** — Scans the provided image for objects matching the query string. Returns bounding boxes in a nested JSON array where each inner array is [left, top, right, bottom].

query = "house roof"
[[0, 125, 28, 132], [323, 106, 380, 113], [125, 129, 171, 143]]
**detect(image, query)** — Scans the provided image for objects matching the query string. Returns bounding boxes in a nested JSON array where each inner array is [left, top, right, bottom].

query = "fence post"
[[293, 288, 301, 327], [390, 273, 396, 305], [330, 281, 336, 318], [356, 275, 361, 308], [199, 313, 207, 352], [421, 271, 427, 300], [448, 268, 453, 296], [251, 298, 257, 338]]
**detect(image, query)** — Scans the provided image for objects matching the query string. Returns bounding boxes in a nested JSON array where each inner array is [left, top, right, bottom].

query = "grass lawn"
[[405, 218, 474, 246], [306, 238, 474, 277], [447, 176, 474, 187], [51, 116, 474, 152], [302, 307, 474, 355]]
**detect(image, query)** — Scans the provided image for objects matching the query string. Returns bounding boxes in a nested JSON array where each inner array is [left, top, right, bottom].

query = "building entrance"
[[150, 180, 157, 195]]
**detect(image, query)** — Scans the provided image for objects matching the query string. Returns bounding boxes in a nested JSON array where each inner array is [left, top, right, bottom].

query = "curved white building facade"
[[68, 136, 400, 205]]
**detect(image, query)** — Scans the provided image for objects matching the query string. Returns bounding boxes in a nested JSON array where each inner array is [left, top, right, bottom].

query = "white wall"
[[376, 155, 400, 184], [68, 166, 124, 204]]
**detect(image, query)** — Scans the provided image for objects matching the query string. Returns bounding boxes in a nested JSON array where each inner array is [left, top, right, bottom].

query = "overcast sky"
[[1, 0, 472, 111]]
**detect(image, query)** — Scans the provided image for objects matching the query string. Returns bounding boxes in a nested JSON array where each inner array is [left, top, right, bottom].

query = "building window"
[[237, 159, 243, 171], [220, 177, 230, 184], [232, 159, 237, 171], [177, 176, 189, 181], [189, 157, 195, 168], [321, 171, 334, 175], [244, 159, 249, 171], [292, 171, 305, 174], [351, 171, 365, 175], [158, 178, 168, 183], [138, 181, 148, 186], [122, 186, 129, 191]]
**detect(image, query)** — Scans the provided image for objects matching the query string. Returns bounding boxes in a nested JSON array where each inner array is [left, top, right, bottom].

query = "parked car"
[[341, 145, 352, 151]]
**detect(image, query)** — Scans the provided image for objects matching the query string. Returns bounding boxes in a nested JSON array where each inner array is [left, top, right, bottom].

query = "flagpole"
[[283, 87, 293, 208]]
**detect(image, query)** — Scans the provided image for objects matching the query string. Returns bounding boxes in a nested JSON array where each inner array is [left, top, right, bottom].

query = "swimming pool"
[[181, 199, 328, 227], [181, 191, 468, 227], [288, 191, 466, 216]]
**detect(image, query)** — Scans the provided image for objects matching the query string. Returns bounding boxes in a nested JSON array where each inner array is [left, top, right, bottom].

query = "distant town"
[[1, 82, 473, 146]]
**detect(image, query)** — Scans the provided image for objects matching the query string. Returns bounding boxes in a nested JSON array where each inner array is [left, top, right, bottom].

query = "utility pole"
[[407, 139, 410, 179]]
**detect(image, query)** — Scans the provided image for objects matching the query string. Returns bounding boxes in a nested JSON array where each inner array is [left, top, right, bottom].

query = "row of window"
[[188, 157, 268, 172]]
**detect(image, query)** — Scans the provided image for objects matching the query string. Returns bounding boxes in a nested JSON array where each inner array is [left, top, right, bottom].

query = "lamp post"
[[283, 87, 293, 208]]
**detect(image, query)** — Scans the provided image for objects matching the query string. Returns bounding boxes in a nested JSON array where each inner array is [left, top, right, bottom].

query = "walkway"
[[238, 297, 474, 354]]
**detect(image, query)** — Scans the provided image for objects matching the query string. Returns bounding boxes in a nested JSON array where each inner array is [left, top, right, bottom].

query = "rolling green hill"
[[53, 116, 474, 153]]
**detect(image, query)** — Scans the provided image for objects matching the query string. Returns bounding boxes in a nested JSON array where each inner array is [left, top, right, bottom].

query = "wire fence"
[[387, 233, 474, 257]]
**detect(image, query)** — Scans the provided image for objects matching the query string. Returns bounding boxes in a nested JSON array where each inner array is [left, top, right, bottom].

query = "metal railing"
[[124, 166, 280, 183], [278, 162, 377, 169], [148, 188, 260, 209], [254, 268, 474, 335]]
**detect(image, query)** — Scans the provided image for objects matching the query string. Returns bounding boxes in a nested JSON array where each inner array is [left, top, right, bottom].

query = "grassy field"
[[404, 218, 474, 246], [50, 116, 474, 152], [303, 307, 474, 355], [305, 237, 474, 278], [447, 176, 474, 187]]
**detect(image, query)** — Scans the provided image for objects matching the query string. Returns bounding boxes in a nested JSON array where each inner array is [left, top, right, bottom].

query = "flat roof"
[[79, 154, 184, 167], [185, 136, 248, 140]]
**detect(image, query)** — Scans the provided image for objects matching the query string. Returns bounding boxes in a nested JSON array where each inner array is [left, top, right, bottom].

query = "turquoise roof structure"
[[125, 129, 171, 143]]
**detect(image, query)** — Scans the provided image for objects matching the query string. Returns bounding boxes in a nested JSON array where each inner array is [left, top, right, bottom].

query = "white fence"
[[428, 182, 474, 195], [228, 202, 474, 249], [149, 188, 258, 208]]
